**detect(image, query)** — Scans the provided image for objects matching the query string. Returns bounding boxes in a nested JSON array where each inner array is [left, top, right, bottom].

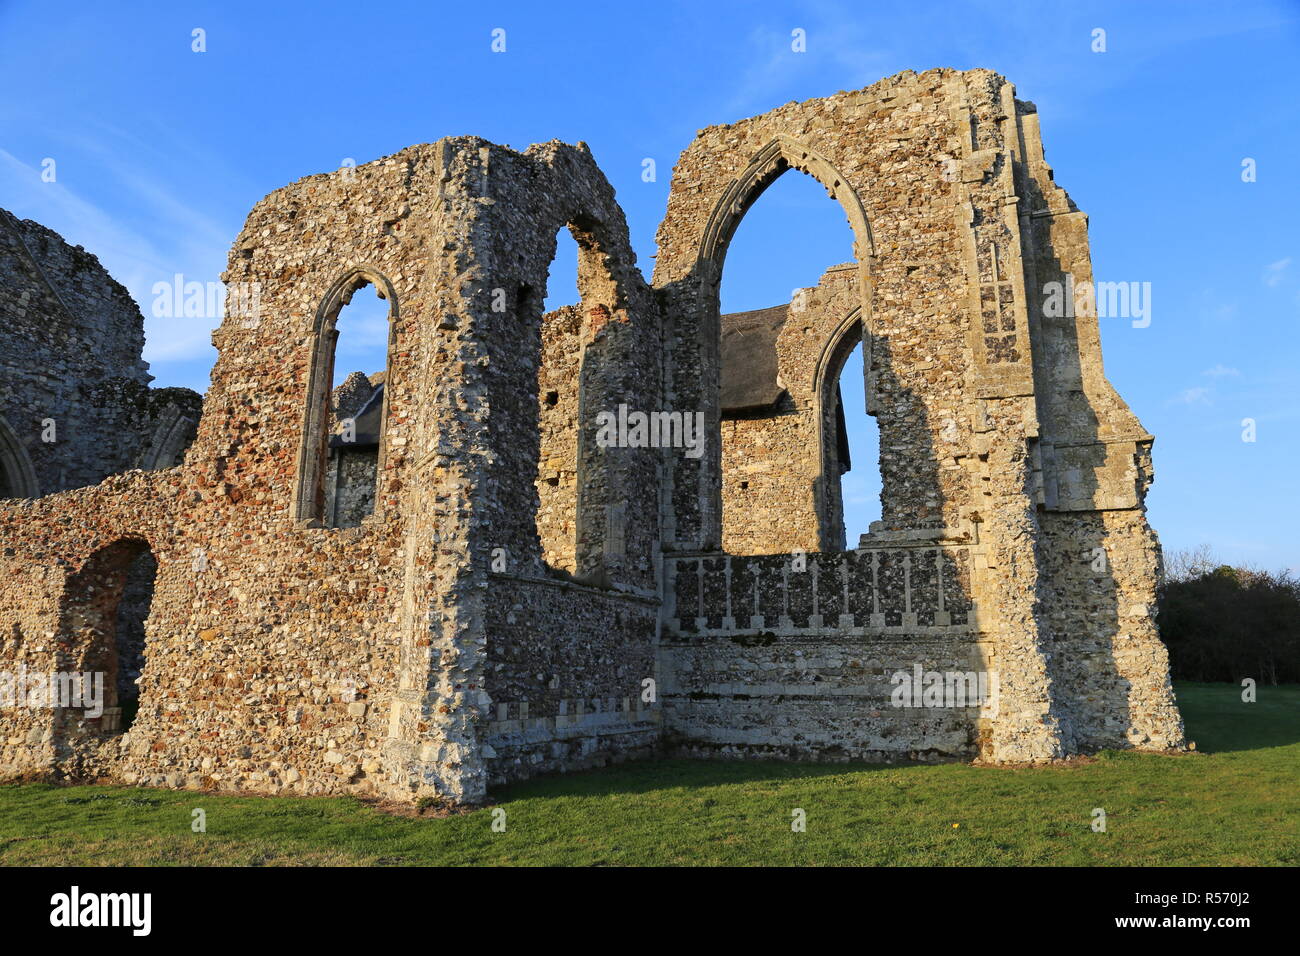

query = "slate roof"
[[329, 383, 384, 448]]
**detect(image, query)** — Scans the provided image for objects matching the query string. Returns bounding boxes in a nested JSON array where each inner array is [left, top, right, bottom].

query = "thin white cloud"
[[1202, 364, 1240, 378], [1264, 257, 1291, 287], [0, 148, 226, 365], [1170, 385, 1212, 406], [721, 22, 892, 117], [1195, 289, 1240, 323]]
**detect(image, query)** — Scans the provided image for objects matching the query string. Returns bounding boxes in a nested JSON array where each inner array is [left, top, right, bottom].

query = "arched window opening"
[[832, 341, 882, 548], [532, 220, 624, 582], [719, 169, 855, 314], [324, 282, 389, 528], [536, 225, 587, 575], [0, 415, 39, 499], [296, 274, 395, 528], [65, 540, 157, 735], [543, 226, 581, 312], [715, 168, 866, 555]]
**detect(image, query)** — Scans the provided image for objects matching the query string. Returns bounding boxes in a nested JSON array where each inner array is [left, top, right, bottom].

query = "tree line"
[[1158, 545, 1300, 685]]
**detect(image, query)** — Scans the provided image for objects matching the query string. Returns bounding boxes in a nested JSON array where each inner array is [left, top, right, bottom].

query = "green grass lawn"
[[1, 682, 1296, 866]]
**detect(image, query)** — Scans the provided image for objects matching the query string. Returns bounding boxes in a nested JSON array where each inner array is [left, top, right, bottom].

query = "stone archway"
[[697, 135, 876, 280], [811, 307, 869, 551], [52, 537, 158, 775], [0, 414, 39, 498]]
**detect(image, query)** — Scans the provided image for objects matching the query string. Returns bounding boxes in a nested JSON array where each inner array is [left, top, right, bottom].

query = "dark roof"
[[720, 304, 788, 413], [834, 382, 850, 473], [329, 383, 384, 448], [718, 302, 851, 472]]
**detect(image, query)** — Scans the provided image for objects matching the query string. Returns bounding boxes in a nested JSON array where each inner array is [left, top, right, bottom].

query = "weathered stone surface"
[[0, 210, 203, 496], [0, 68, 1183, 806], [653, 68, 1182, 763]]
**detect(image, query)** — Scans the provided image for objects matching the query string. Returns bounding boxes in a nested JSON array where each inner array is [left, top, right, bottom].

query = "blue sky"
[[1, 0, 1297, 570]]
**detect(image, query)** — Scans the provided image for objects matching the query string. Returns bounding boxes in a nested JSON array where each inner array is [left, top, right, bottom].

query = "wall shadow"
[[1021, 169, 1137, 751]]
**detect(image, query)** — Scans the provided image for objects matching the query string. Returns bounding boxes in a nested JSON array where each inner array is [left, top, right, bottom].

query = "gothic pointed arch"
[[698, 135, 876, 284], [137, 404, 198, 471], [0, 414, 38, 498], [293, 267, 399, 524]]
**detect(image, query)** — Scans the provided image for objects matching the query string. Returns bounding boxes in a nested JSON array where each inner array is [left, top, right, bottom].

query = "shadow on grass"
[[493, 682, 1300, 802], [1175, 681, 1300, 753], [491, 753, 956, 803]]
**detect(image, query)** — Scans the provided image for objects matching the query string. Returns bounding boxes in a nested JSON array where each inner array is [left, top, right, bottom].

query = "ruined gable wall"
[[653, 68, 1183, 763], [1013, 105, 1183, 749], [0, 212, 201, 496], [653, 69, 1067, 762]]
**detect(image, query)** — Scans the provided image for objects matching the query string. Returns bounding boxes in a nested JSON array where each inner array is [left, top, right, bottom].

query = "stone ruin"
[[0, 69, 1185, 805], [0, 210, 203, 496]]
